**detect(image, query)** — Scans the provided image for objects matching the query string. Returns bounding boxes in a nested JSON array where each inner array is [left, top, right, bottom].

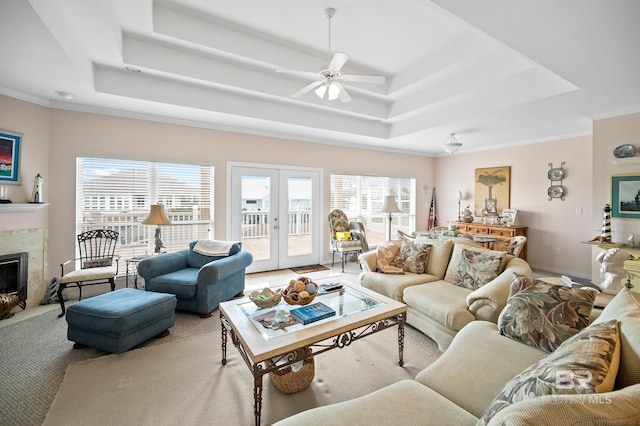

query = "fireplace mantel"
[[0, 203, 49, 212]]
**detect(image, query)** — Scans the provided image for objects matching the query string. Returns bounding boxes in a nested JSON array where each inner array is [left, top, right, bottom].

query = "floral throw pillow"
[[452, 248, 503, 290], [390, 241, 432, 274], [498, 274, 596, 352], [479, 320, 620, 426]]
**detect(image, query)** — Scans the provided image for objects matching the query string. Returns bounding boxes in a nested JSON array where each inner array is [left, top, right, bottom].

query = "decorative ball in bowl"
[[283, 276, 318, 306], [249, 287, 282, 309]]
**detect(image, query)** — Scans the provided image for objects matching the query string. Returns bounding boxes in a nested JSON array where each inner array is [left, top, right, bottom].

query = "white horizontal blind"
[[76, 157, 214, 259], [330, 174, 416, 245]]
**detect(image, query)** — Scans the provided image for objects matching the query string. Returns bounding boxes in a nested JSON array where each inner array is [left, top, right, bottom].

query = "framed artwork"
[[501, 208, 518, 226], [0, 130, 22, 184], [611, 174, 640, 219], [474, 166, 510, 216]]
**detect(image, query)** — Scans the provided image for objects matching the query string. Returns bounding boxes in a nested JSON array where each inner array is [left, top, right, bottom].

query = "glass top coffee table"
[[219, 280, 407, 425]]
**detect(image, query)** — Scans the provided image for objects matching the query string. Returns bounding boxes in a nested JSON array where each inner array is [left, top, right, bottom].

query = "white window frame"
[[75, 156, 214, 260], [330, 174, 416, 246]]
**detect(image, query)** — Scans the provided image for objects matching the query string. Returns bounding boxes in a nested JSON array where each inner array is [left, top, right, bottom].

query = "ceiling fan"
[[277, 7, 386, 103]]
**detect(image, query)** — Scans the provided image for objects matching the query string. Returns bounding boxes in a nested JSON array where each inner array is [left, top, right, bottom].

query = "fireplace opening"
[[0, 252, 28, 299]]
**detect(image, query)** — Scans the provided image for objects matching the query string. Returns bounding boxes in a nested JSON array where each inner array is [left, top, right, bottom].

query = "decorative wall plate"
[[613, 144, 635, 158], [548, 168, 564, 181], [548, 185, 564, 198]]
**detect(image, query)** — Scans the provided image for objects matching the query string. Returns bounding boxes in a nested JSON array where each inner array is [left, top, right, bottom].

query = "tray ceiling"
[[1, 0, 639, 155]]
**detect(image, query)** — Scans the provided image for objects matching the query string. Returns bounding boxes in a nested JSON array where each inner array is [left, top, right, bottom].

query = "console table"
[[456, 222, 528, 260]]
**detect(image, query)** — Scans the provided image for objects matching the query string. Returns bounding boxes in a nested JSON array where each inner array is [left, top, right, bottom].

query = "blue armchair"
[[137, 240, 253, 317]]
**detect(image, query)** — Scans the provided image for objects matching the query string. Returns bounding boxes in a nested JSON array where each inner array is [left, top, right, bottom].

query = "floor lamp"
[[381, 196, 401, 241], [455, 190, 464, 221], [142, 204, 172, 254]]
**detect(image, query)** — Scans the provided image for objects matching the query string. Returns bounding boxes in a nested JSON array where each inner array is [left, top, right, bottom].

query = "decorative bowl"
[[283, 276, 318, 306], [249, 287, 282, 309]]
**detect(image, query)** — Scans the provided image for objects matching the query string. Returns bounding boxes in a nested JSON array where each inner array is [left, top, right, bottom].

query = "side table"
[[125, 256, 148, 289]]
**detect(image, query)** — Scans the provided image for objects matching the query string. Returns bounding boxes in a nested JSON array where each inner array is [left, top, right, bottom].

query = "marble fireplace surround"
[[0, 228, 47, 309]]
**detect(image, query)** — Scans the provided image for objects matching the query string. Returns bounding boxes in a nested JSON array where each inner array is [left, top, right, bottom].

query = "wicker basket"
[[249, 287, 282, 309], [283, 281, 318, 306], [268, 357, 315, 394]]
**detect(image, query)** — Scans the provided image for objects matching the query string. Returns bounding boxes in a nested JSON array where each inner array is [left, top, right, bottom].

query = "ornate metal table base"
[[220, 312, 406, 425]]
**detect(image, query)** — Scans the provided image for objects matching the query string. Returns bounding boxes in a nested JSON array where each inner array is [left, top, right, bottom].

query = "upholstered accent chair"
[[57, 229, 120, 317], [137, 240, 253, 317], [328, 209, 364, 272]]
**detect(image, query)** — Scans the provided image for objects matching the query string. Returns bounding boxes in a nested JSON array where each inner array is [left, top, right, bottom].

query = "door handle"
[[273, 225, 279, 230]]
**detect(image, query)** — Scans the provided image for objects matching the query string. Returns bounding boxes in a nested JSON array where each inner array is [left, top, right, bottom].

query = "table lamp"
[[142, 204, 172, 253], [381, 196, 401, 241]]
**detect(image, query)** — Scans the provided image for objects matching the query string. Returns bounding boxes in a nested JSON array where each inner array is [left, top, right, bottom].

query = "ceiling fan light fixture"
[[277, 7, 384, 103], [327, 83, 340, 100], [443, 133, 463, 154], [314, 84, 327, 98]]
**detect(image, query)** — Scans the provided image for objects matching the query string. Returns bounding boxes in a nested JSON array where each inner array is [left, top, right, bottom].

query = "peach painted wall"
[[435, 136, 594, 279], [47, 108, 435, 276], [591, 112, 640, 282], [0, 96, 50, 227], [0, 96, 50, 306], [4, 92, 640, 298]]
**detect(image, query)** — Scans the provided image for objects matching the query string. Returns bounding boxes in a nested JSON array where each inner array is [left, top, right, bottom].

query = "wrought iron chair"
[[57, 229, 120, 317], [328, 209, 363, 272]]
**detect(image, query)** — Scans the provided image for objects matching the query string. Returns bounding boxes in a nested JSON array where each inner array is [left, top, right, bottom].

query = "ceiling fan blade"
[[291, 80, 324, 98], [340, 74, 386, 84], [276, 69, 320, 80], [334, 82, 352, 103], [328, 52, 349, 72]]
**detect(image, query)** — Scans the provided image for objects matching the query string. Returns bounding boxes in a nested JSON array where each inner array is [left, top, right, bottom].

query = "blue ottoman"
[[66, 288, 177, 353]]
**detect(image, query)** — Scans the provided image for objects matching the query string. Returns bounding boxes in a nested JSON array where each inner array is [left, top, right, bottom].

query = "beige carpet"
[[44, 325, 440, 425]]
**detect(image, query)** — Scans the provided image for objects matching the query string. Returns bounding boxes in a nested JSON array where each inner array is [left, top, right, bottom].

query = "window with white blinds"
[[76, 157, 214, 259], [330, 174, 416, 245]]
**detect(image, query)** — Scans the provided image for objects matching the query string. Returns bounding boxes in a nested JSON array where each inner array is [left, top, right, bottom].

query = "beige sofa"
[[275, 288, 640, 425], [358, 237, 532, 350]]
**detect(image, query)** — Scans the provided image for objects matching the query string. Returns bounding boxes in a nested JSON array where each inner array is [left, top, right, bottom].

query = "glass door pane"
[[241, 175, 271, 262], [287, 176, 312, 257]]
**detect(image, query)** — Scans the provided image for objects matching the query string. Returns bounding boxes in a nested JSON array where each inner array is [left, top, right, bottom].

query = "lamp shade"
[[380, 196, 401, 214], [142, 204, 172, 225]]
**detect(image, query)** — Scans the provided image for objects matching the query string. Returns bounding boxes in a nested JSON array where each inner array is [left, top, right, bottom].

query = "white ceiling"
[[2, 0, 639, 156]]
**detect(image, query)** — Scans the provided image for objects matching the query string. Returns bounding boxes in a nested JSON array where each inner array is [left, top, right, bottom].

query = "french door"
[[229, 164, 321, 273]]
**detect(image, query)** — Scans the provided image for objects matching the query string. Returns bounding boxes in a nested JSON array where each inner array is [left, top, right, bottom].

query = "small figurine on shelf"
[[31, 174, 43, 204]]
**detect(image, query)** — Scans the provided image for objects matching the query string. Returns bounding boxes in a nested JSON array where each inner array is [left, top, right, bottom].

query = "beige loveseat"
[[358, 237, 532, 350], [275, 288, 640, 425]]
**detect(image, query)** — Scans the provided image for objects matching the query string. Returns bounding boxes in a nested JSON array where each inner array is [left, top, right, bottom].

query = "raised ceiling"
[[2, 0, 639, 156]]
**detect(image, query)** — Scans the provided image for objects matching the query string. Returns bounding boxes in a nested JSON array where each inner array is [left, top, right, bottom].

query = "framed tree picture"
[[475, 166, 510, 217], [611, 174, 640, 219], [0, 130, 22, 184]]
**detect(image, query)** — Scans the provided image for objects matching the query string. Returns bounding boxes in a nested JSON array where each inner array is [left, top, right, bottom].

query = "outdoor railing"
[[241, 209, 311, 238]]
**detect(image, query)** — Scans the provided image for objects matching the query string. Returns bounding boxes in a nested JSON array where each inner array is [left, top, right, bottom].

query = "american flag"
[[427, 188, 438, 230]]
